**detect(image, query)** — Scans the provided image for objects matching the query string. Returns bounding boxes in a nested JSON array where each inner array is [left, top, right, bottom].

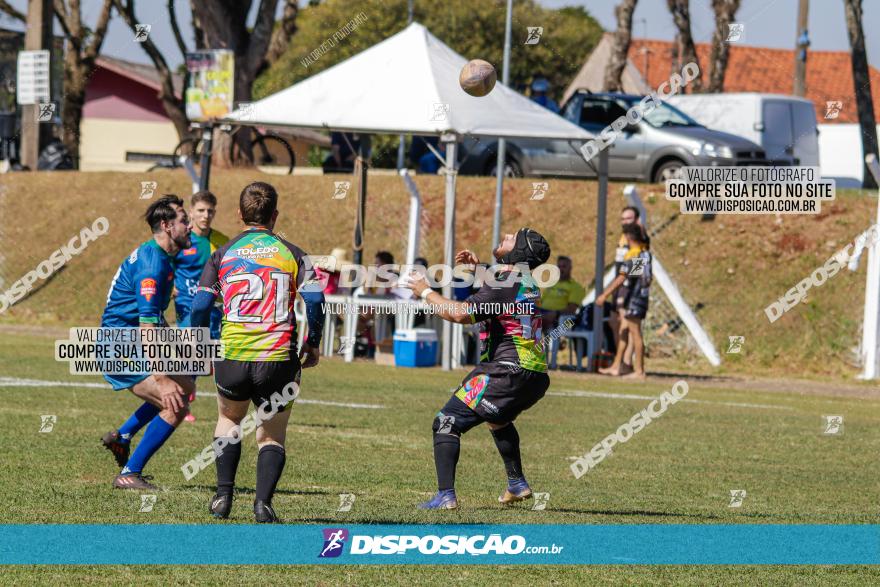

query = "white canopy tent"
[[224, 22, 591, 140], [219, 22, 595, 369]]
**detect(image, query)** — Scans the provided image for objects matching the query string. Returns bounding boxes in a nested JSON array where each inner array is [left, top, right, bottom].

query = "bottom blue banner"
[[0, 524, 877, 565]]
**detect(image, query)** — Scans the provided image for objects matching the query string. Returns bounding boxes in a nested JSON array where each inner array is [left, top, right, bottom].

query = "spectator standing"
[[608, 206, 648, 372], [597, 223, 652, 378]]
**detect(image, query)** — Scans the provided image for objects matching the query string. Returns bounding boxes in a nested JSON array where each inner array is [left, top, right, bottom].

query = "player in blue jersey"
[[174, 191, 228, 422], [174, 190, 228, 335], [100, 195, 196, 490]]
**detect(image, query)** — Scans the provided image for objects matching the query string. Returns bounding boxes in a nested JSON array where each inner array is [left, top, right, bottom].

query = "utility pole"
[[20, 0, 53, 171], [793, 0, 809, 96]]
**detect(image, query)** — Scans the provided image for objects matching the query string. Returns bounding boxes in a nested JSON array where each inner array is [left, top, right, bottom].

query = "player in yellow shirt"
[[597, 223, 652, 378], [605, 206, 644, 374]]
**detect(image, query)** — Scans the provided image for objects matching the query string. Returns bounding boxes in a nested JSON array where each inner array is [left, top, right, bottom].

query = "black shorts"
[[439, 362, 550, 433], [615, 286, 630, 311], [214, 352, 302, 409], [625, 289, 650, 320]]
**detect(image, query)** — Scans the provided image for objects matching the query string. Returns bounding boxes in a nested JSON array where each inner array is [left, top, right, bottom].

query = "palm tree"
[[603, 0, 638, 92], [705, 0, 741, 92]]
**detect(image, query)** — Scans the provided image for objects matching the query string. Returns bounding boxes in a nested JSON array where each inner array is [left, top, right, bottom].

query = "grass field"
[[1, 330, 878, 584]]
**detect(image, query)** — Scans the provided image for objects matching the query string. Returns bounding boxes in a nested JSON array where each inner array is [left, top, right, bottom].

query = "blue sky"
[[1, 0, 877, 68], [550, 0, 879, 65]]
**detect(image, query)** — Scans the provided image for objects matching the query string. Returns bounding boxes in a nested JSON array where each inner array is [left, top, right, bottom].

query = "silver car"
[[458, 91, 768, 182]]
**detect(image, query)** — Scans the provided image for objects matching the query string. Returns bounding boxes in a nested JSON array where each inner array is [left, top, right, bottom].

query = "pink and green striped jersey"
[[197, 228, 310, 362]]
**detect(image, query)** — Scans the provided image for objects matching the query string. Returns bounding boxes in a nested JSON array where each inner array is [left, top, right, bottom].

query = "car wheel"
[[489, 158, 523, 178], [653, 160, 684, 183]]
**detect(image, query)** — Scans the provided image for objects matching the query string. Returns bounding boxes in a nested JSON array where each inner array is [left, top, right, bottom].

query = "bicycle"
[[154, 123, 296, 174]]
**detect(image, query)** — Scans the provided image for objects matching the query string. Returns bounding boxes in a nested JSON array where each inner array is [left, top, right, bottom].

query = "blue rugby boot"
[[418, 489, 459, 510], [499, 477, 532, 505]]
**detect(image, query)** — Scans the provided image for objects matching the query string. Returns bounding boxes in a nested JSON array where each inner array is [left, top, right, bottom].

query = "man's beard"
[[174, 233, 192, 251]]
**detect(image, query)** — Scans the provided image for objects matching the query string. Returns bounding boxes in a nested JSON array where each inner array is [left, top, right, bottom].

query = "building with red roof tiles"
[[563, 33, 880, 125]]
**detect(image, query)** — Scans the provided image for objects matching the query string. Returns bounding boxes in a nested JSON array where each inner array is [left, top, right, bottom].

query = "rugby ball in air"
[[459, 59, 497, 97]]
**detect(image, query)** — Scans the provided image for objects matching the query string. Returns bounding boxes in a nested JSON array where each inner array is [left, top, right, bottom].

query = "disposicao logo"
[[319, 528, 348, 558], [317, 529, 561, 557]]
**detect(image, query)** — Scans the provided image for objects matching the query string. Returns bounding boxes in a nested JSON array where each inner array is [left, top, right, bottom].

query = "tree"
[[263, 0, 298, 72], [667, 0, 702, 92], [189, 0, 298, 167], [603, 0, 638, 92], [256, 0, 602, 168], [0, 0, 114, 168], [113, 0, 298, 166], [257, 0, 601, 102], [843, 0, 878, 189], [705, 0, 740, 92], [0, 1, 24, 22], [111, 0, 189, 145]]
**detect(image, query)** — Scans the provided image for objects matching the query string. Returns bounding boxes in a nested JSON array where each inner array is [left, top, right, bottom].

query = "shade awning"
[[224, 22, 592, 141]]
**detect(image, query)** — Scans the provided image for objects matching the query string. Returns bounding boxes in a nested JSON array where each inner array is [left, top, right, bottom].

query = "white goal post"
[[859, 154, 880, 379]]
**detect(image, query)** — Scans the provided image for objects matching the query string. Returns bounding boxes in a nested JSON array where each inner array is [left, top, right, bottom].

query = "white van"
[[666, 93, 819, 167], [816, 123, 880, 187]]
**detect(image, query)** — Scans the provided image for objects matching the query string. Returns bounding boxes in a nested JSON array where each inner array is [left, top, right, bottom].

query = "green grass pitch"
[[1, 331, 878, 584]]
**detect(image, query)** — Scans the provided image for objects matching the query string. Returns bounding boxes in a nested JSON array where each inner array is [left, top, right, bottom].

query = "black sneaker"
[[210, 493, 233, 519], [113, 472, 157, 491], [254, 500, 279, 523], [101, 430, 130, 468]]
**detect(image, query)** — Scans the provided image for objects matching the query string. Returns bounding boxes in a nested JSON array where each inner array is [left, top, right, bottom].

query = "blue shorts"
[[103, 372, 197, 391], [175, 301, 192, 328], [176, 300, 222, 339], [103, 372, 150, 391]]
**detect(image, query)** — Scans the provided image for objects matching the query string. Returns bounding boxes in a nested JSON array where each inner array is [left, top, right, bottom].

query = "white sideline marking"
[[0, 376, 107, 389], [548, 389, 795, 411], [194, 391, 385, 409], [0, 376, 385, 409]]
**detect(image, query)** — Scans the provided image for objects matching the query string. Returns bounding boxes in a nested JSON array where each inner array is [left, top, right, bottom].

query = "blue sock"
[[118, 402, 160, 443], [122, 414, 176, 474]]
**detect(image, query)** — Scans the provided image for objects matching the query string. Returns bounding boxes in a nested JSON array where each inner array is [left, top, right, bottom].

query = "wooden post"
[[20, 0, 53, 171]]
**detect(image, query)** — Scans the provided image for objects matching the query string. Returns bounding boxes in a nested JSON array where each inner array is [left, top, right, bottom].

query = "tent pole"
[[353, 135, 371, 266], [198, 124, 214, 191], [491, 0, 514, 251], [441, 134, 458, 370], [590, 149, 609, 371], [396, 0, 414, 170]]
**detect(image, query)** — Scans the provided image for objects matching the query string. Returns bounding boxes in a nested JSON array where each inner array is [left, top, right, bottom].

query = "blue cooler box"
[[393, 328, 438, 367]]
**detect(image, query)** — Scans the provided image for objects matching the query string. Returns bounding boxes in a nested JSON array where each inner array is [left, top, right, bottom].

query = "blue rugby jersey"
[[174, 229, 228, 305], [102, 240, 175, 327]]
